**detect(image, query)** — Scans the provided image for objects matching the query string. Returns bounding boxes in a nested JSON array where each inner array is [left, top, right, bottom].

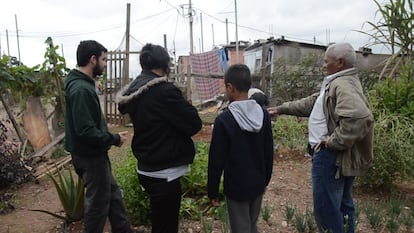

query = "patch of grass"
[[261, 201, 272, 223], [305, 207, 317, 232], [283, 201, 296, 222], [365, 202, 383, 229], [294, 212, 306, 233]]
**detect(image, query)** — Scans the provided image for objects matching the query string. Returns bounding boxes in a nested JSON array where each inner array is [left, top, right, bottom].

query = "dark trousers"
[[72, 154, 131, 233], [138, 174, 182, 233]]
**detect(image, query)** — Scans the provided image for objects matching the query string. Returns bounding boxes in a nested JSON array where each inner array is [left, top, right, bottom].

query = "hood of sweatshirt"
[[228, 100, 264, 133], [64, 69, 95, 89], [116, 70, 168, 114]]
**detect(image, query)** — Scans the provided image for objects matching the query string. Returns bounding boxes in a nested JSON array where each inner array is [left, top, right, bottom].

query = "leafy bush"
[[358, 112, 414, 189], [358, 63, 414, 189], [369, 63, 414, 121], [181, 142, 209, 195], [113, 150, 150, 225], [113, 142, 213, 224], [271, 116, 308, 151]]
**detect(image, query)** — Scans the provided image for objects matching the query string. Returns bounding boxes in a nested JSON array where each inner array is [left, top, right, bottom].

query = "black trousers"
[[138, 174, 182, 233], [72, 154, 131, 233]]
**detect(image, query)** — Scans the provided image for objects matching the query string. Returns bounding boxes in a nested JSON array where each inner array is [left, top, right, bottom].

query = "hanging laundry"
[[190, 49, 222, 101]]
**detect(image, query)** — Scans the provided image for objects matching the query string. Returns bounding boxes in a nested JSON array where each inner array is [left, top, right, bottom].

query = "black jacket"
[[208, 104, 274, 201], [117, 71, 202, 171]]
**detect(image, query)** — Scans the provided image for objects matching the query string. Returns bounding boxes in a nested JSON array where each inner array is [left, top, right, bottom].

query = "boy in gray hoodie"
[[207, 64, 274, 233]]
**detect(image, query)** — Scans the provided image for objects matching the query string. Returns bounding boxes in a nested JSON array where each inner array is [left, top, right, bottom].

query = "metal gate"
[[104, 50, 127, 125]]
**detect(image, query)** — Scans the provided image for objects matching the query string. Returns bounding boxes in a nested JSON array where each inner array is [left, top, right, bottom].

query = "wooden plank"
[[35, 156, 72, 180], [32, 133, 65, 158]]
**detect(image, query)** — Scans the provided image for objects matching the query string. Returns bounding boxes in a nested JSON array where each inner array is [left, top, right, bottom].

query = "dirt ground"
[[1, 124, 414, 233]]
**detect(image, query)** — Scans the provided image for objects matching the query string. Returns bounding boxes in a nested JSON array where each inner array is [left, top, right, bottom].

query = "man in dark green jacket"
[[65, 40, 133, 233]]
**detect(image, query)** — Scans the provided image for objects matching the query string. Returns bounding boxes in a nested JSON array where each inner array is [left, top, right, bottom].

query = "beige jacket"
[[277, 69, 374, 177]]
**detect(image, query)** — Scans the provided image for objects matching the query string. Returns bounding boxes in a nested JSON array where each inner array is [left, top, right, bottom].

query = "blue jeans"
[[312, 148, 355, 233]]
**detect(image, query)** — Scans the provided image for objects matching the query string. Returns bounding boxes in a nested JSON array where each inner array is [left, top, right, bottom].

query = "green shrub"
[[369, 62, 414, 121], [181, 142, 210, 195], [272, 116, 308, 151], [114, 142, 213, 224], [357, 112, 414, 189], [113, 151, 150, 225], [356, 63, 414, 189]]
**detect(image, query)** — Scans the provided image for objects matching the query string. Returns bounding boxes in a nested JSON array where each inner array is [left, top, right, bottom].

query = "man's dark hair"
[[76, 40, 107, 67], [224, 64, 252, 92], [140, 43, 170, 71]]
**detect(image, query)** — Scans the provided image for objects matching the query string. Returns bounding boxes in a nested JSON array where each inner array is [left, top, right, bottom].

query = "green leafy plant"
[[283, 201, 296, 222], [180, 197, 200, 219], [181, 142, 210, 195], [113, 150, 150, 225], [365, 202, 383, 229], [305, 207, 317, 232], [369, 63, 414, 121], [387, 198, 403, 218], [113, 142, 213, 225], [293, 212, 306, 233], [386, 215, 400, 233], [31, 167, 84, 224], [358, 111, 414, 189], [272, 116, 308, 151], [357, 0, 413, 79], [402, 210, 414, 230], [261, 201, 272, 223], [199, 210, 214, 233]]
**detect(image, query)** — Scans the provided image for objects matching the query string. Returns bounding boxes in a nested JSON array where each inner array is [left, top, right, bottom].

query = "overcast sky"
[[0, 0, 386, 77]]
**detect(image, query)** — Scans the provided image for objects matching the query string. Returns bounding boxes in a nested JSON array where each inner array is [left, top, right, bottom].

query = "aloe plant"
[[31, 167, 84, 224]]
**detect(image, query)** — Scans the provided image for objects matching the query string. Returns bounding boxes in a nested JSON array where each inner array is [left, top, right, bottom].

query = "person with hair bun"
[[117, 43, 202, 233]]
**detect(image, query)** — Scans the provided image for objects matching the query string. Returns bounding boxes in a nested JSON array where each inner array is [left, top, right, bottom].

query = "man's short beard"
[[93, 63, 103, 77]]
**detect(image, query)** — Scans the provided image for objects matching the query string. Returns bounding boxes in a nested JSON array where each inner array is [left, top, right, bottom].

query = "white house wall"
[[244, 48, 263, 74]]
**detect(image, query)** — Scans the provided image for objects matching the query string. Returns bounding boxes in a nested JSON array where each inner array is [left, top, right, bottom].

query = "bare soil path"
[[1, 125, 413, 233]]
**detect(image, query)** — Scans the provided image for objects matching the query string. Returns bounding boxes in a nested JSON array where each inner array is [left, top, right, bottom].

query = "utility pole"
[[124, 3, 131, 86], [61, 43, 65, 58], [212, 24, 215, 48], [225, 18, 229, 45], [187, 0, 194, 102], [173, 40, 177, 74], [15, 15, 21, 64], [234, 0, 239, 63], [6, 29, 10, 56], [200, 13, 204, 52], [189, 0, 194, 54], [163, 34, 167, 50]]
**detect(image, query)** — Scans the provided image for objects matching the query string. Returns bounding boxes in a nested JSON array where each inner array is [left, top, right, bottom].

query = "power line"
[[195, 7, 319, 45], [6, 8, 176, 39]]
